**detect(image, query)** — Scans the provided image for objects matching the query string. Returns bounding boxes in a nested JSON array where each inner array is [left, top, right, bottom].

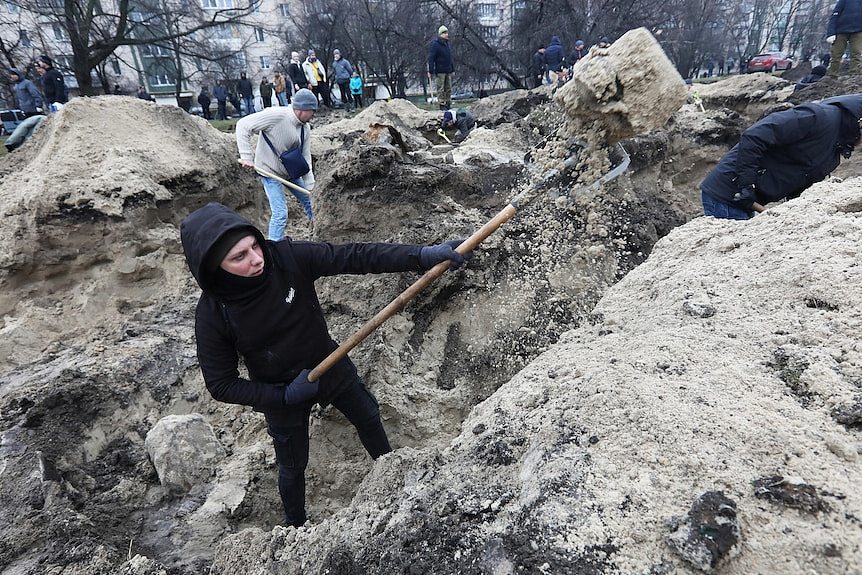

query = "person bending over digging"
[[236, 88, 318, 241], [700, 94, 862, 219], [180, 202, 470, 527]]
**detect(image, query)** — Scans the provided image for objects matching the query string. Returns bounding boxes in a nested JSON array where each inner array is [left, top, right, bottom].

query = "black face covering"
[[209, 264, 270, 302]]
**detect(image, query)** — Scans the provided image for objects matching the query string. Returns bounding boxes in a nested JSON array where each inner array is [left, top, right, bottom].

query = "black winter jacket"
[[237, 78, 253, 98], [181, 203, 425, 421], [288, 62, 308, 89], [701, 95, 862, 206], [428, 37, 454, 75], [42, 67, 66, 104], [828, 0, 862, 36], [529, 51, 546, 76]]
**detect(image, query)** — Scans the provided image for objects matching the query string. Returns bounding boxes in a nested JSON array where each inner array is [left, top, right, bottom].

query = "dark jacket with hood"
[[529, 50, 546, 76], [237, 76, 253, 98], [544, 36, 565, 72], [428, 36, 454, 75], [181, 203, 426, 423], [42, 67, 66, 104], [11, 69, 42, 113], [701, 94, 862, 206], [828, 0, 862, 36]]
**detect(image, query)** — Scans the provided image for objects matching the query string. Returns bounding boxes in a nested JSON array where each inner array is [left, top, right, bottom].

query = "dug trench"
[[1, 69, 861, 574]]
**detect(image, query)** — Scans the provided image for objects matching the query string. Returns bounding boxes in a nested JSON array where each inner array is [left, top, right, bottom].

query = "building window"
[[52, 23, 66, 40], [278, 3, 289, 16], [260, 55, 270, 69], [512, 0, 526, 15], [142, 44, 172, 57], [480, 25, 497, 38], [210, 23, 233, 39], [202, 0, 233, 8], [111, 58, 121, 74], [148, 72, 176, 86], [477, 3, 496, 17], [7, 1, 19, 13], [255, 27, 264, 42], [19, 29, 30, 47], [232, 52, 247, 68]]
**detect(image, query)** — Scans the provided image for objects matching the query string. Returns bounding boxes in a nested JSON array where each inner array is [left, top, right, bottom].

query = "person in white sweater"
[[236, 89, 318, 240]]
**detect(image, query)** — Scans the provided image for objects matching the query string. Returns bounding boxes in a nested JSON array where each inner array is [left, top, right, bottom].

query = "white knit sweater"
[[235, 106, 314, 189]]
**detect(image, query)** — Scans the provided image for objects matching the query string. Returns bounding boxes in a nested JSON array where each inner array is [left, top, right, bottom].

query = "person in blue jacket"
[[8, 68, 42, 117], [826, 0, 862, 77], [427, 25, 454, 110], [180, 202, 470, 527], [544, 36, 565, 82], [700, 94, 862, 219]]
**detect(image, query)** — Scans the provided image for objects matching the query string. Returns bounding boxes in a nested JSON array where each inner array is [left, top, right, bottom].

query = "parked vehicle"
[[746, 52, 794, 73], [0, 109, 26, 135]]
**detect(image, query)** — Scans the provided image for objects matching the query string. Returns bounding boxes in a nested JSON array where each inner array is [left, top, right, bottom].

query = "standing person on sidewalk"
[[274, 71, 288, 106], [260, 76, 274, 108], [236, 89, 318, 239], [826, 0, 862, 77], [8, 67, 42, 117], [287, 51, 307, 102], [213, 81, 229, 120], [349, 71, 364, 109], [237, 71, 254, 116], [332, 49, 354, 109], [427, 25, 454, 110], [303, 50, 331, 108]]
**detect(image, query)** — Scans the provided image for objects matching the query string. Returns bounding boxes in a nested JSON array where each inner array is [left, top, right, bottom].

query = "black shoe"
[[5, 143, 16, 153]]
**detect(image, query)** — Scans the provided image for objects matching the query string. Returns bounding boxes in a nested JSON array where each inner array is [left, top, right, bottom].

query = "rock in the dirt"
[[752, 475, 829, 513], [832, 396, 862, 426], [144, 414, 225, 495], [667, 491, 740, 572], [682, 300, 716, 318], [117, 555, 169, 575], [555, 27, 687, 144]]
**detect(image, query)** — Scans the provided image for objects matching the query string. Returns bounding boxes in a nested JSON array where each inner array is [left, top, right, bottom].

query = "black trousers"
[[266, 374, 391, 526]]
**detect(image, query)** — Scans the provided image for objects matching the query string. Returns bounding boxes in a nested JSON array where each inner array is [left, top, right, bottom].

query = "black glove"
[[730, 185, 757, 209], [419, 240, 471, 270], [283, 369, 319, 405]]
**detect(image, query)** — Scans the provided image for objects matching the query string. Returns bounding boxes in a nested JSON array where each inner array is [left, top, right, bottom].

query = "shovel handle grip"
[[308, 203, 518, 382]]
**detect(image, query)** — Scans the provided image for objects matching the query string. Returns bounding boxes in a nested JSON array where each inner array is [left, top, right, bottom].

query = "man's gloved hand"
[[419, 240, 472, 270], [283, 369, 319, 405], [730, 185, 757, 210], [827, 35, 837, 44]]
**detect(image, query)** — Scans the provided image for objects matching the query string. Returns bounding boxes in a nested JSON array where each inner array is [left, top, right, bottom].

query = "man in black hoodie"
[[700, 94, 862, 219], [37, 56, 66, 107], [180, 203, 469, 527]]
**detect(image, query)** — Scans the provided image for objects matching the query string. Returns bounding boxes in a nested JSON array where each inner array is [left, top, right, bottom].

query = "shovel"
[[307, 154, 579, 382], [238, 160, 312, 196], [436, 128, 458, 146]]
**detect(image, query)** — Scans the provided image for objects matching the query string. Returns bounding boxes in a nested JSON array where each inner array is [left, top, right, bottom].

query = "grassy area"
[[210, 118, 240, 133]]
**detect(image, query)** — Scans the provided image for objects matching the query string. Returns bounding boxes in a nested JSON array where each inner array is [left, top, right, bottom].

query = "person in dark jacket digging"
[[180, 202, 470, 527], [441, 108, 476, 142], [700, 93, 862, 219]]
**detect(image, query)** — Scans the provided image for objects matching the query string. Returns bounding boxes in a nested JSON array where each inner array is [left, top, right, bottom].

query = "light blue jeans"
[[261, 176, 314, 240]]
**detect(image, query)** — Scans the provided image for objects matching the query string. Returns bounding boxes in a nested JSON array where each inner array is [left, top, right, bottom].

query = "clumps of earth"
[[1, 55, 861, 575]]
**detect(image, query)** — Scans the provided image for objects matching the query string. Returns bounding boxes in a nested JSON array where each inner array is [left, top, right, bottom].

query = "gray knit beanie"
[[292, 88, 319, 111]]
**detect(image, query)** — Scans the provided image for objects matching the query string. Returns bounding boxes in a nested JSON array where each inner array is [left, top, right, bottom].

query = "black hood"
[[820, 93, 862, 155], [180, 202, 268, 293]]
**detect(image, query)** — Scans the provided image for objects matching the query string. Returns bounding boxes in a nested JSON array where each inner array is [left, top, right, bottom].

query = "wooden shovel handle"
[[752, 202, 765, 213], [308, 203, 518, 382]]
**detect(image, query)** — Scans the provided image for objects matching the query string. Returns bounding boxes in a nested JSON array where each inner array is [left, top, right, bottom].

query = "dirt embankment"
[[5, 71, 861, 575]]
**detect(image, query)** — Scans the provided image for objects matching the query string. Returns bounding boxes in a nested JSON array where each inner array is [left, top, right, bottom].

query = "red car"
[[746, 52, 794, 73]]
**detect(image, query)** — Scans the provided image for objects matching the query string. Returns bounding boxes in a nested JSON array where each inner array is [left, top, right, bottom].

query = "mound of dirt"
[[696, 74, 793, 118], [209, 178, 862, 575], [0, 91, 743, 575]]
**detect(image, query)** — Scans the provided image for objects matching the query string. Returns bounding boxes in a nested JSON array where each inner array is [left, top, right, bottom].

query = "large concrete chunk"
[[145, 414, 226, 496], [555, 27, 687, 144]]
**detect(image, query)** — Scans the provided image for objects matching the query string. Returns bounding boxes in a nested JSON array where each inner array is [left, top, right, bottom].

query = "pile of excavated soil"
[[209, 179, 862, 575], [1, 89, 735, 575]]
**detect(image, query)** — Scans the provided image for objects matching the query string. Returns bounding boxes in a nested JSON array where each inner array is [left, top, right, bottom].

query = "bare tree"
[[10, 0, 259, 95]]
